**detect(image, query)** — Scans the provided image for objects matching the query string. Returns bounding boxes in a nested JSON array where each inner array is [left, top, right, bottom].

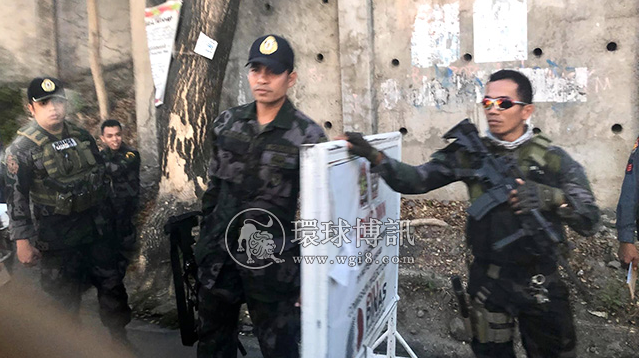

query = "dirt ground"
[[395, 198, 639, 357]]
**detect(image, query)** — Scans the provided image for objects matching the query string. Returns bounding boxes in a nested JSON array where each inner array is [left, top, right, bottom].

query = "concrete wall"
[[0, 0, 58, 82], [56, 0, 132, 79], [220, 0, 639, 208], [3, 0, 636, 208], [0, 0, 132, 84]]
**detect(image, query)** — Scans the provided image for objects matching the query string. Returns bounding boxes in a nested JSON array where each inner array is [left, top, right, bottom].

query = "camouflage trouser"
[[197, 248, 301, 358], [112, 202, 138, 278], [468, 261, 576, 358], [40, 240, 132, 330]]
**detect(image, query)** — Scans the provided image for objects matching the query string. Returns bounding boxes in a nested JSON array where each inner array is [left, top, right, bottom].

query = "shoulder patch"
[[6, 154, 19, 175], [125, 151, 136, 161], [627, 159, 634, 174], [632, 136, 639, 154]]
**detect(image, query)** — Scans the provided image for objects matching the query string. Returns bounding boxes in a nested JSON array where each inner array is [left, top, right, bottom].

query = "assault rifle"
[[165, 211, 248, 354], [444, 119, 592, 301], [165, 211, 201, 346], [442, 118, 561, 252]]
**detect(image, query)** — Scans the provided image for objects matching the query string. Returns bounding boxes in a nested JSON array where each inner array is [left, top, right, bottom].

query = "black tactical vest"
[[18, 122, 105, 215]]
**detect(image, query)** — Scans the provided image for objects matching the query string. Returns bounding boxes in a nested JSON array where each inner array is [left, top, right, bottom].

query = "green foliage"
[[597, 279, 627, 314], [0, 86, 23, 144], [423, 279, 439, 293]]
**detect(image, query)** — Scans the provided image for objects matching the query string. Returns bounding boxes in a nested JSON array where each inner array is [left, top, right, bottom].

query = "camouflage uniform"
[[1, 120, 131, 330], [616, 136, 639, 244], [372, 134, 600, 358], [0, 138, 5, 203], [100, 143, 140, 275], [195, 99, 326, 358]]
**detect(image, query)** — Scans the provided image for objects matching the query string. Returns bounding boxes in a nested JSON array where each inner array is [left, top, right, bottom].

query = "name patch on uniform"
[[52, 138, 78, 151]]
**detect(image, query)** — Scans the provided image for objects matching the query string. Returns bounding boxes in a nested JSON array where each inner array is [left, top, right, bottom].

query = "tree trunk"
[[86, 0, 109, 120], [127, 0, 241, 310], [156, 0, 240, 202]]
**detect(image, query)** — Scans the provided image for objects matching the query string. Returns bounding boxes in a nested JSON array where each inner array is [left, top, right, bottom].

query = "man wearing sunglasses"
[[344, 70, 599, 358]]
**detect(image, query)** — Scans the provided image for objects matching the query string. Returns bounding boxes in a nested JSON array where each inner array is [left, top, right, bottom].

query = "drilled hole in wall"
[[316, 53, 324, 62], [322, 0, 329, 3], [533, 48, 543, 57], [324, 121, 333, 129], [265, 3, 272, 11], [607, 42, 618, 52], [391, 59, 400, 67], [612, 124, 623, 134], [532, 127, 542, 134], [399, 127, 408, 135], [463, 53, 473, 61]]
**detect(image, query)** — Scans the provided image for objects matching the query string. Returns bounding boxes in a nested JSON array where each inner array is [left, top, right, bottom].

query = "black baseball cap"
[[27, 77, 67, 103], [246, 35, 294, 74]]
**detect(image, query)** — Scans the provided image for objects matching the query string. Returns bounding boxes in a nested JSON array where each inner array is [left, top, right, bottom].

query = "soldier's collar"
[[34, 120, 69, 142], [268, 98, 294, 130], [241, 98, 294, 130]]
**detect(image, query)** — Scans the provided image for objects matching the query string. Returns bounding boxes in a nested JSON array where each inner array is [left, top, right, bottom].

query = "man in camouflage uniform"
[[195, 35, 326, 358], [0, 137, 5, 203], [346, 70, 600, 358], [1, 78, 131, 341], [615, 137, 639, 271], [100, 119, 140, 276]]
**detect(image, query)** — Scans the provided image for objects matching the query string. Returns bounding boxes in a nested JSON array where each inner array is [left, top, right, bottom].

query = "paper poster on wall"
[[473, 0, 527, 63], [411, 2, 460, 68], [145, 0, 182, 107]]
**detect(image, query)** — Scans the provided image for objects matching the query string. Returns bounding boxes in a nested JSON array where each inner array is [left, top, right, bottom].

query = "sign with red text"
[[300, 133, 403, 358]]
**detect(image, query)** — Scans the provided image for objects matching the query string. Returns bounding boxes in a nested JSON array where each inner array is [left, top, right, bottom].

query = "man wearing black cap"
[[1, 77, 132, 345], [100, 119, 141, 279], [195, 35, 326, 357]]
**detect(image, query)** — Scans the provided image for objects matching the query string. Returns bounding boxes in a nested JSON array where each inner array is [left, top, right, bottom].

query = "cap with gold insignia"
[[246, 34, 294, 75], [27, 77, 67, 103]]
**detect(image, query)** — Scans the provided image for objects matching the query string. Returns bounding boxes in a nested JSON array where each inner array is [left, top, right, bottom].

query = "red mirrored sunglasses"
[[482, 97, 529, 111]]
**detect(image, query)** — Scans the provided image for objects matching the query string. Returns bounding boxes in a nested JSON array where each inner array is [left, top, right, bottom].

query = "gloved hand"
[[345, 132, 381, 164], [511, 179, 564, 214]]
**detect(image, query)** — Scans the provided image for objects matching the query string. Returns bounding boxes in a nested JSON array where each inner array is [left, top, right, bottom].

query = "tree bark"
[[128, 0, 241, 309], [156, 0, 241, 203], [86, 0, 109, 120]]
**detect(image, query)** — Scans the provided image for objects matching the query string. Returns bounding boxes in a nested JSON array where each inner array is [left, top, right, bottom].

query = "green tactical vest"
[[463, 135, 562, 202], [18, 122, 105, 215]]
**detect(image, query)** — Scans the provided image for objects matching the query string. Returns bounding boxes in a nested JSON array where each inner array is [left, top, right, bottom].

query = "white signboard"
[[145, 1, 182, 107], [0, 204, 7, 229], [300, 133, 404, 358], [473, 0, 528, 63]]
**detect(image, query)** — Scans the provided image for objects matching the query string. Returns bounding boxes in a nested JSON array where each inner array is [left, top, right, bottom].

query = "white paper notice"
[[145, 1, 182, 107], [411, 2, 460, 68], [473, 0, 528, 63], [194, 32, 218, 60], [628, 262, 637, 300]]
